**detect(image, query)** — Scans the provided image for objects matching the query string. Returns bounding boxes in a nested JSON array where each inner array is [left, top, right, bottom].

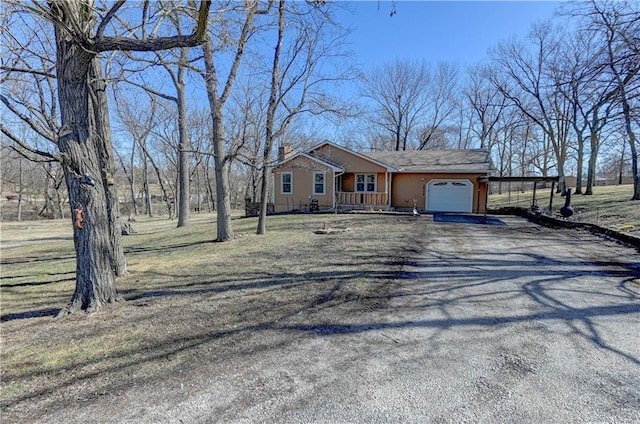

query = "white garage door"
[[426, 179, 473, 213]]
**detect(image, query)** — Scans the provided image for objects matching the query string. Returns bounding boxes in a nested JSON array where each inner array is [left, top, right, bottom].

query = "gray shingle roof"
[[363, 149, 495, 173]]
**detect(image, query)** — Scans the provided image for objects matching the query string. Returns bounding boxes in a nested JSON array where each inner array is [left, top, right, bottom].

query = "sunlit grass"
[[488, 184, 640, 233]]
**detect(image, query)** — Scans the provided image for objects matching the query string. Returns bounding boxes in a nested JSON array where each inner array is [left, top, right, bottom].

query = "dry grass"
[[1, 212, 420, 419], [2, 185, 636, 419], [488, 183, 640, 234]]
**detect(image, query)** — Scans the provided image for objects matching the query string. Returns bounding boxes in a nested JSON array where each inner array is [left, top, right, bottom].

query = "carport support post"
[[532, 183, 537, 209], [549, 180, 555, 212]]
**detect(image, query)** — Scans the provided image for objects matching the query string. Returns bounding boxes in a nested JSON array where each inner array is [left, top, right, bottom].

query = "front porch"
[[336, 191, 389, 210]]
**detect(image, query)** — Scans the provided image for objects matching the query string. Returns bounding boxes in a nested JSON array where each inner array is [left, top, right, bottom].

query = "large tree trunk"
[[176, 107, 190, 226], [176, 52, 191, 227], [212, 115, 234, 240], [202, 38, 233, 241], [585, 130, 600, 195], [54, 15, 118, 315], [89, 59, 126, 276]]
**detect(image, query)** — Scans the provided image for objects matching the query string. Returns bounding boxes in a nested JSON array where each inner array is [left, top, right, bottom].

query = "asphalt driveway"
[[18, 215, 640, 423]]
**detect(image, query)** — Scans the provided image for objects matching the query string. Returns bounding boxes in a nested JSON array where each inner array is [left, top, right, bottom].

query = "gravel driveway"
[[25, 216, 640, 423], [225, 217, 640, 424]]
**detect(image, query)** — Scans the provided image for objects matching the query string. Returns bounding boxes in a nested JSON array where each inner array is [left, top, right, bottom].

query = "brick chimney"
[[277, 144, 294, 161]]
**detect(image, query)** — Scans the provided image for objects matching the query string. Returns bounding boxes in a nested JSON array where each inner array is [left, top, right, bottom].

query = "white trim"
[[313, 171, 326, 195], [280, 172, 293, 194], [355, 173, 377, 193]]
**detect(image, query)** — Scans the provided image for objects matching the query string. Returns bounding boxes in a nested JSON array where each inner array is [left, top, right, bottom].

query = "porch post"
[[387, 172, 392, 209], [332, 171, 336, 210]]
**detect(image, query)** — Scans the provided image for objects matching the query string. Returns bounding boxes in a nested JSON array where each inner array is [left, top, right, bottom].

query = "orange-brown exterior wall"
[[273, 156, 334, 212], [391, 173, 488, 213]]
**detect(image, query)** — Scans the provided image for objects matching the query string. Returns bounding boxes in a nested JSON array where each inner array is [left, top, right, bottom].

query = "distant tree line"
[[359, 1, 638, 198]]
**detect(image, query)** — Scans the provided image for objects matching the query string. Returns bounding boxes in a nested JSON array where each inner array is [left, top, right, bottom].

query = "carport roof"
[[364, 149, 496, 174]]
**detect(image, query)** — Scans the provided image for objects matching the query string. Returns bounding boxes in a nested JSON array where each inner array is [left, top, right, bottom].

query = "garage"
[[426, 179, 473, 213]]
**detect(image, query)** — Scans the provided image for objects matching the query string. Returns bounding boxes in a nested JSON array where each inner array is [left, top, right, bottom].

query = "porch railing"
[[336, 191, 388, 206]]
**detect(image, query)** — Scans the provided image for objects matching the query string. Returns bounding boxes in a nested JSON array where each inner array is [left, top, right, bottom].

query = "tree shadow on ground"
[[2, 219, 639, 417], [1, 308, 61, 322]]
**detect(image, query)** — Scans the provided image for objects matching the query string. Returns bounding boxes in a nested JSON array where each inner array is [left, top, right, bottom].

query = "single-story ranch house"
[[272, 141, 496, 214]]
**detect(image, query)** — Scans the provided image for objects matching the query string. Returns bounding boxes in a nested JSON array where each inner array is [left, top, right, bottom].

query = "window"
[[355, 174, 376, 192], [281, 172, 292, 194], [313, 172, 326, 195]]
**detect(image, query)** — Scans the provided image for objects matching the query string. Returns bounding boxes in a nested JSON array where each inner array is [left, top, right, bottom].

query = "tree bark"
[[585, 130, 600, 195], [202, 37, 234, 241], [89, 58, 126, 276], [54, 26, 118, 315], [41, 0, 210, 314], [176, 57, 191, 227]]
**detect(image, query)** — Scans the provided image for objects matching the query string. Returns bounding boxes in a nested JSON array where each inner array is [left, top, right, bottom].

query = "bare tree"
[[2, 0, 210, 315], [362, 59, 431, 151], [200, 1, 272, 241], [464, 64, 507, 150], [586, 0, 640, 199], [256, 0, 354, 234], [417, 62, 460, 150], [114, 93, 164, 217], [490, 22, 572, 194]]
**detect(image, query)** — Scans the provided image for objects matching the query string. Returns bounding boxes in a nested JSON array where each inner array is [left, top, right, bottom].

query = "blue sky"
[[338, 1, 564, 69]]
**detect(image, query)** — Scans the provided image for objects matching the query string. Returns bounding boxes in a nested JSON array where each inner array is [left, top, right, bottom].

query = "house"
[[272, 141, 496, 214]]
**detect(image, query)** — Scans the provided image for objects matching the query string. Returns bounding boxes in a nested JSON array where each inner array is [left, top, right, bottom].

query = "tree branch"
[[95, 0, 126, 39], [1, 123, 61, 162], [0, 94, 56, 142], [93, 1, 211, 53]]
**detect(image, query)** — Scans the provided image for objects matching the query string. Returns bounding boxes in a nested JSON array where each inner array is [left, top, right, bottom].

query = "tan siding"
[[314, 144, 386, 173], [273, 156, 334, 212]]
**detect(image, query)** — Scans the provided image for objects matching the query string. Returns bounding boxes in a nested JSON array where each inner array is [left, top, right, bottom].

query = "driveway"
[[227, 217, 640, 423], [20, 215, 640, 423]]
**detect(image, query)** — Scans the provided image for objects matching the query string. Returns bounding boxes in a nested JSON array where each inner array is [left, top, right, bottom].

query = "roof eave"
[[311, 140, 398, 172], [273, 152, 344, 172], [394, 168, 495, 174]]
